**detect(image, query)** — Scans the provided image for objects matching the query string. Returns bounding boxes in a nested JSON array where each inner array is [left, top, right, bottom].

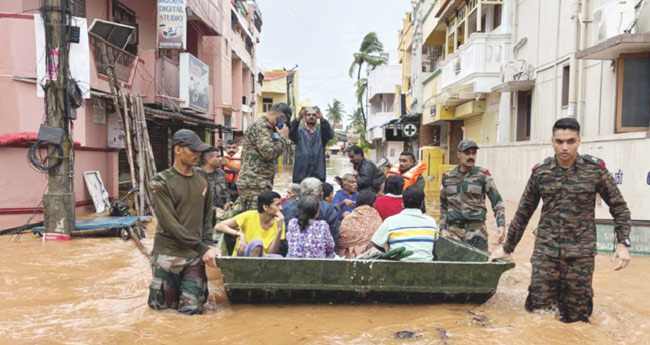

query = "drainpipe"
[[577, 0, 590, 125], [568, 0, 582, 118]]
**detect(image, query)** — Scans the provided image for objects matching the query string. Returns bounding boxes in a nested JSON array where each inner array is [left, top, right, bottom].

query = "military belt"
[[448, 220, 484, 228]]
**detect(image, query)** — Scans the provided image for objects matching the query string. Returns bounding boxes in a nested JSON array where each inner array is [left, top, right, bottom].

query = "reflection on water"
[[1, 154, 648, 344]]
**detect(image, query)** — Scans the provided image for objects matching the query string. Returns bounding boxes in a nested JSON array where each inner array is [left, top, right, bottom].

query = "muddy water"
[[1, 154, 649, 345]]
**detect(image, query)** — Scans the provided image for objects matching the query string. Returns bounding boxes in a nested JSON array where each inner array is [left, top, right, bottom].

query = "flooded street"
[[1, 154, 649, 345]]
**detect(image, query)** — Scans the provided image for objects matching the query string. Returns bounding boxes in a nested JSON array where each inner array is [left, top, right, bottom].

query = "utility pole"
[[43, 0, 75, 236]]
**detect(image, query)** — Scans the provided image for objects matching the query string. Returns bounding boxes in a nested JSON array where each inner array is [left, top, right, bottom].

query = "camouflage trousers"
[[447, 222, 488, 251], [526, 252, 594, 323], [148, 253, 208, 315], [236, 186, 271, 212]]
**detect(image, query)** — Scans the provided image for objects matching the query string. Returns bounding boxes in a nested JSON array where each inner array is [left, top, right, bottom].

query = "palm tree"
[[326, 99, 344, 125], [348, 107, 365, 137], [349, 32, 387, 131]]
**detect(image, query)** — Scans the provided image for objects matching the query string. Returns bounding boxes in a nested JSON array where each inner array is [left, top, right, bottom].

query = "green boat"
[[215, 237, 515, 304]]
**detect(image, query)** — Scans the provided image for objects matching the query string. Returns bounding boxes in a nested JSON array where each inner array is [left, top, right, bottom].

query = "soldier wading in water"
[[490, 118, 632, 323]]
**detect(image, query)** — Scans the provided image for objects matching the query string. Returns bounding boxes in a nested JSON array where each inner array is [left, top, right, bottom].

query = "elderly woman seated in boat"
[[337, 189, 383, 258], [332, 174, 358, 218], [214, 191, 285, 257], [369, 186, 439, 261], [282, 177, 341, 246], [286, 195, 335, 259]]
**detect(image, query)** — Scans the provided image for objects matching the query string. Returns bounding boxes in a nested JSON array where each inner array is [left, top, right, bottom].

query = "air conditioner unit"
[[593, 1, 636, 44]]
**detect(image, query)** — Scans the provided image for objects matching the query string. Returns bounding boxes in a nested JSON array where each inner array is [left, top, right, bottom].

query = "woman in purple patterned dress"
[[286, 196, 335, 259]]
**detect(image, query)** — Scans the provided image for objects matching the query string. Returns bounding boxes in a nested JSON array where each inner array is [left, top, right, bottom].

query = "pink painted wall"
[[231, 57, 243, 130], [0, 12, 118, 229], [0, 146, 119, 229]]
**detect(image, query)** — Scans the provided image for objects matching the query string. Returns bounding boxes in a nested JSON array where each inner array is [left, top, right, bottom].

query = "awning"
[[576, 34, 650, 60], [380, 118, 399, 128], [491, 79, 536, 93], [144, 106, 217, 128]]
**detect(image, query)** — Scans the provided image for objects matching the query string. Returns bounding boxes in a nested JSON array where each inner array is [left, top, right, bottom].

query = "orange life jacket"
[[387, 162, 427, 189], [224, 151, 241, 183]]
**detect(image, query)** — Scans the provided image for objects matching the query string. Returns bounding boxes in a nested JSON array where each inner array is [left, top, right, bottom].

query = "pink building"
[[0, 0, 263, 229]]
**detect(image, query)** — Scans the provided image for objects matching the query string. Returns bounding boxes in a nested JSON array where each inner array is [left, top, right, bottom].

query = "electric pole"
[[42, 0, 75, 236]]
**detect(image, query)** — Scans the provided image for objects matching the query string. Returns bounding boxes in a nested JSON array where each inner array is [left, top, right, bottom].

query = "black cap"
[[172, 129, 211, 152], [204, 146, 218, 153]]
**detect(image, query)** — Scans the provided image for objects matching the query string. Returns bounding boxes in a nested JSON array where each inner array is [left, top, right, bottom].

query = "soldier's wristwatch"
[[618, 238, 632, 248]]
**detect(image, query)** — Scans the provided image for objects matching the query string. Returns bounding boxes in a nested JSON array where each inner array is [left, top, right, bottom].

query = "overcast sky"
[[256, 0, 412, 123]]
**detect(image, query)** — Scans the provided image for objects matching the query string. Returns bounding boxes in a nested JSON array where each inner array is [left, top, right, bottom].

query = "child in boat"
[[286, 195, 335, 259]]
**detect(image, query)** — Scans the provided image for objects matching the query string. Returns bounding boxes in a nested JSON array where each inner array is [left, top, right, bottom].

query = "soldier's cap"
[[172, 129, 211, 152], [458, 139, 479, 152]]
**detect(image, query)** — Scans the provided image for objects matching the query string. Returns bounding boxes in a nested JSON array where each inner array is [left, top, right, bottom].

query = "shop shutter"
[[464, 115, 482, 142]]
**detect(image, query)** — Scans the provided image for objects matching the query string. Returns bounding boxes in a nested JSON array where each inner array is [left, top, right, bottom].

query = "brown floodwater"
[[1, 154, 649, 344]]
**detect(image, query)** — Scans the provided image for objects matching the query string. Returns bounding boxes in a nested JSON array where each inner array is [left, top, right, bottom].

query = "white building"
[[366, 64, 402, 163], [480, 0, 650, 220]]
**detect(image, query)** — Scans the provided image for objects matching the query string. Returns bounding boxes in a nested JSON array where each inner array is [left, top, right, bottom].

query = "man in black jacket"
[[347, 146, 385, 192], [289, 106, 333, 183]]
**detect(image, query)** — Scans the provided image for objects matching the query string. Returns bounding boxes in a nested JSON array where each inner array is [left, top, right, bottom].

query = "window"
[[224, 115, 232, 128], [112, 2, 138, 55], [516, 91, 532, 141], [561, 65, 570, 107], [493, 5, 502, 30], [262, 98, 273, 112], [616, 54, 650, 133]]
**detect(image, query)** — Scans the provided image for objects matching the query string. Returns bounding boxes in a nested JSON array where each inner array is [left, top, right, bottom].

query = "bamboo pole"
[[121, 92, 140, 216]]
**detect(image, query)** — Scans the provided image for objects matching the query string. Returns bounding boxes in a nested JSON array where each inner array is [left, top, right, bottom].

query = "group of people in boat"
[[148, 103, 632, 326]]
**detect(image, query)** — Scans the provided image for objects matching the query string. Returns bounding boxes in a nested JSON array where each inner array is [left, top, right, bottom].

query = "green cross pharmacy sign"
[[403, 123, 418, 138]]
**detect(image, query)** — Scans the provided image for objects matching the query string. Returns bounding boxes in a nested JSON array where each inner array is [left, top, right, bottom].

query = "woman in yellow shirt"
[[215, 191, 285, 256]]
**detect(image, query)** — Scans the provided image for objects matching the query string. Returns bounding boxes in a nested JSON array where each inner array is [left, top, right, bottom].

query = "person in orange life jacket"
[[223, 140, 241, 186], [388, 151, 426, 191]]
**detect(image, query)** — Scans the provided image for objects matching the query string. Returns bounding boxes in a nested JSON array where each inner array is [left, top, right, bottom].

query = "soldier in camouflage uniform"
[[440, 139, 506, 251], [148, 129, 220, 315], [490, 118, 632, 323], [202, 146, 229, 212], [236, 103, 291, 211]]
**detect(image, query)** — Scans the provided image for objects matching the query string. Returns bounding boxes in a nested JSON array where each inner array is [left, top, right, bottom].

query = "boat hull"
[[216, 237, 515, 304]]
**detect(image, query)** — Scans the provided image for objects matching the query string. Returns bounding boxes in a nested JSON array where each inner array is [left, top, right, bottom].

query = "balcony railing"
[[438, 32, 511, 92]]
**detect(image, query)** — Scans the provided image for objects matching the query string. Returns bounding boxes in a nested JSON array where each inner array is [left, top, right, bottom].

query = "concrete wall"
[[478, 133, 650, 220], [368, 65, 401, 99]]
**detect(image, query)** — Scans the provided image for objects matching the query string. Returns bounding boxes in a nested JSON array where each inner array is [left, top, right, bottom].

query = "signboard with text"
[[157, 0, 186, 49], [597, 220, 650, 255], [179, 53, 209, 113]]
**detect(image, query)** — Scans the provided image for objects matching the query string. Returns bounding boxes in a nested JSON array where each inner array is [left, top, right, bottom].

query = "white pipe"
[[577, 0, 590, 125], [568, 0, 582, 118]]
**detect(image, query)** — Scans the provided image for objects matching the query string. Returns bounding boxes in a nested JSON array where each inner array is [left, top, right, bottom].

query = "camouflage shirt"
[[440, 165, 505, 230], [151, 167, 214, 258], [503, 154, 631, 257], [205, 168, 229, 208], [237, 117, 288, 192]]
